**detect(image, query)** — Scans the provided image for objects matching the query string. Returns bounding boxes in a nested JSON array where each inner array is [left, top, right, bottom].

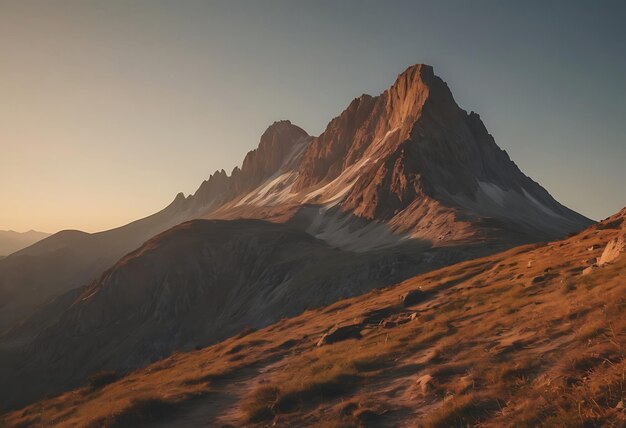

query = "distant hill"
[[0, 230, 50, 257]]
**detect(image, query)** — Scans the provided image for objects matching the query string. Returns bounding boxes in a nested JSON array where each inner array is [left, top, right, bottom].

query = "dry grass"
[[424, 393, 501, 427]]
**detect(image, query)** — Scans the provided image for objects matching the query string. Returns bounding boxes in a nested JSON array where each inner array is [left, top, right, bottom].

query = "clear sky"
[[1, 0, 625, 233]]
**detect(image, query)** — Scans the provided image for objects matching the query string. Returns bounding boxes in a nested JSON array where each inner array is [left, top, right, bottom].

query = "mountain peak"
[[396, 63, 434, 81], [254, 120, 309, 162], [389, 64, 436, 96], [239, 120, 308, 185], [189, 120, 309, 210], [262, 119, 298, 133]]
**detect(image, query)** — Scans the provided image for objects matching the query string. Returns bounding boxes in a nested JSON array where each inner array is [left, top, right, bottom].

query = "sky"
[[1, 0, 625, 233]]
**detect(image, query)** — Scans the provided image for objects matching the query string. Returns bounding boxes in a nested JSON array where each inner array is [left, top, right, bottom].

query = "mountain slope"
[[0, 230, 50, 257], [0, 219, 497, 408], [5, 207, 624, 427], [0, 195, 191, 332]]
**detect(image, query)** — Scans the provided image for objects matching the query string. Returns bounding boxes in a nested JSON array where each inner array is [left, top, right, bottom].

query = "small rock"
[[582, 265, 597, 276], [415, 374, 435, 395], [401, 289, 429, 307], [317, 324, 362, 346]]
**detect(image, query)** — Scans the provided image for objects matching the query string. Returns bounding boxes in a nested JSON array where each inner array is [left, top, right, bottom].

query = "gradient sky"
[[1, 1, 625, 233]]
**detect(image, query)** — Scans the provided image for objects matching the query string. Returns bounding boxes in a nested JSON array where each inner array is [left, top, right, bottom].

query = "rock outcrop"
[[598, 234, 626, 266]]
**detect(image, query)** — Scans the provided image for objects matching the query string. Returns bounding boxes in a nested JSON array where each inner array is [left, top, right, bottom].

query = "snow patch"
[[234, 136, 311, 208], [303, 207, 407, 252], [521, 189, 560, 218], [478, 182, 507, 207], [236, 172, 297, 207], [304, 157, 373, 206]]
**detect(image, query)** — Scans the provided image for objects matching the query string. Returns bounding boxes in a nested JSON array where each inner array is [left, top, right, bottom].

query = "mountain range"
[[0, 230, 50, 258], [0, 65, 595, 413]]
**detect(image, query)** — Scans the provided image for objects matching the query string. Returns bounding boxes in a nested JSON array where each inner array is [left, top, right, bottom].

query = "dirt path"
[[149, 357, 285, 427]]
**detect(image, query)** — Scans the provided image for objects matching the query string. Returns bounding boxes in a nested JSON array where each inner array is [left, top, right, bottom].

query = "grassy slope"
[[3, 212, 625, 428]]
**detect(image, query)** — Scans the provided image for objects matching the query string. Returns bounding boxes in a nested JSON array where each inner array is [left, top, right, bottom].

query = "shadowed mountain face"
[[0, 64, 594, 409], [0, 230, 50, 257]]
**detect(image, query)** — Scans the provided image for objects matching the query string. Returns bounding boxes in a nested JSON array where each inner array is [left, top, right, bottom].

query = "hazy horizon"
[[1, 0, 625, 233]]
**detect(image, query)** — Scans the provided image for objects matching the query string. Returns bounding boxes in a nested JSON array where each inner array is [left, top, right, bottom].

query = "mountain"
[[0, 230, 50, 257], [5, 207, 624, 427], [203, 65, 590, 247], [0, 64, 593, 408]]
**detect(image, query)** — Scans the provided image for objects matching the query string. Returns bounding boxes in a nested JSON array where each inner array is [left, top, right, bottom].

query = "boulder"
[[598, 234, 626, 266]]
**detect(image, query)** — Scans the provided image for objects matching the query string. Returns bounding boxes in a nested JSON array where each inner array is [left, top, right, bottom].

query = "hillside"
[[0, 220, 498, 408], [0, 230, 50, 257], [0, 197, 189, 332], [5, 208, 624, 427]]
